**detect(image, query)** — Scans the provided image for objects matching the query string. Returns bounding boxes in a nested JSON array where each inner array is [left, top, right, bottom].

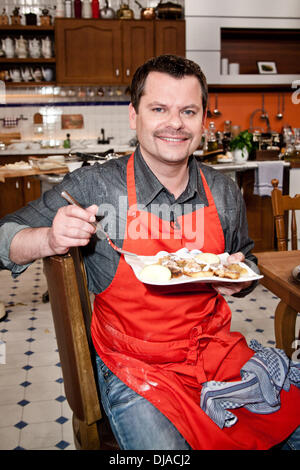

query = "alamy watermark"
[[291, 80, 300, 105], [97, 198, 205, 248]]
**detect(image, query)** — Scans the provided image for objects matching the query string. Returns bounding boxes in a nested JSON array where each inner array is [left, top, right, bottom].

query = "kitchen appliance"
[[155, 1, 183, 20], [135, 1, 156, 20], [100, 0, 115, 18]]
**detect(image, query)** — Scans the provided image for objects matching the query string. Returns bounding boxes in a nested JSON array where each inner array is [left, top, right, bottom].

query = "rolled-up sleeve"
[[0, 222, 32, 275]]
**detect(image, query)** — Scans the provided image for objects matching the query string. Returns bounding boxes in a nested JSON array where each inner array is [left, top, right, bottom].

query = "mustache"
[[153, 128, 192, 139]]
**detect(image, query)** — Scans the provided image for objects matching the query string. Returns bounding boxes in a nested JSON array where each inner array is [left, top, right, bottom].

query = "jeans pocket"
[[95, 354, 114, 383]]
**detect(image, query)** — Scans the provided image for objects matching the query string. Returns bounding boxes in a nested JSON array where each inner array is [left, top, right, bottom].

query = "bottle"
[[82, 0, 92, 18], [207, 122, 218, 152], [56, 0, 65, 17], [91, 0, 100, 18], [63, 133, 71, 148], [65, 0, 72, 17], [74, 0, 82, 18]]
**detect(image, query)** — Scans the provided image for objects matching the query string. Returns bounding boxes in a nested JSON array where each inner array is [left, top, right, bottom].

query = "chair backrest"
[[271, 178, 300, 251], [43, 247, 118, 450]]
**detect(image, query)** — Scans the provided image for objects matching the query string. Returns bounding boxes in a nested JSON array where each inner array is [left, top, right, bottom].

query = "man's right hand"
[[9, 204, 99, 265], [48, 204, 98, 254]]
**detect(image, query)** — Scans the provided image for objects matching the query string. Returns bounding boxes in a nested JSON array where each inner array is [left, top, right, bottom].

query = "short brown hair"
[[130, 54, 208, 113]]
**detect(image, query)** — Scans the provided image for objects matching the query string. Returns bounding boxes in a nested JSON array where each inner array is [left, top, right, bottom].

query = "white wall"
[[185, 0, 300, 18], [185, 0, 300, 84]]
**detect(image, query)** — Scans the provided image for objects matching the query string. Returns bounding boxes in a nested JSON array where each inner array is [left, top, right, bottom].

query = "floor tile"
[[0, 384, 25, 406], [0, 403, 23, 427], [24, 380, 61, 403], [1, 260, 299, 450], [19, 422, 64, 450], [0, 426, 20, 450], [22, 400, 63, 424]]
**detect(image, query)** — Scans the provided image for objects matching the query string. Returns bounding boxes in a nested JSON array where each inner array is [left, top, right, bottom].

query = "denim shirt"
[[0, 147, 258, 294]]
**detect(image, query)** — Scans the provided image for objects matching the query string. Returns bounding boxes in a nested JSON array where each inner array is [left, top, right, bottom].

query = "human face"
[[129, 71, 205, 167]]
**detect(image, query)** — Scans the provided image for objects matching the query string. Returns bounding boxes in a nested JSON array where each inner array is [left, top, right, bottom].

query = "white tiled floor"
[[0, 260, 299, 450]]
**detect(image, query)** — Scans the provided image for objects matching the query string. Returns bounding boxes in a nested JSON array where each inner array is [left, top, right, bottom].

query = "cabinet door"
[[122, 21, 154, 83], [55, 19, 122, 85], [0, 178, 24, 218], [23, 176, 41, 206], [239, 170, 275, 252], [154, 20, 186, 57]]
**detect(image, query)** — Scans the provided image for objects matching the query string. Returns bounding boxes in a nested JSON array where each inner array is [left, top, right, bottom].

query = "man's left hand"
[[213, 252, 253, 296]]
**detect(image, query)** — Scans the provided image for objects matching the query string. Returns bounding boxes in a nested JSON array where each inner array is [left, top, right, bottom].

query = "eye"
[[182, 109, 196, 116], [152, 107, 165, 113]]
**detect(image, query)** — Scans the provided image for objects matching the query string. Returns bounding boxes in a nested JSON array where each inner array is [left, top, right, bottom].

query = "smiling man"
[[0, 55, 299, 450]]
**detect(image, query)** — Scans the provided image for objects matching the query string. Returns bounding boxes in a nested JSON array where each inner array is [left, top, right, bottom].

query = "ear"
[[128, 103, 137, 130]]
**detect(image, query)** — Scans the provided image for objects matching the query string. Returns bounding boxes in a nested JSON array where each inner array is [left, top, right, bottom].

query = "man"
[[0, 55, 299, 450]]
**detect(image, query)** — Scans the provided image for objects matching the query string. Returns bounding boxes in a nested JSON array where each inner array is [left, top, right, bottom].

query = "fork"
[[61, 191, 138, 258]]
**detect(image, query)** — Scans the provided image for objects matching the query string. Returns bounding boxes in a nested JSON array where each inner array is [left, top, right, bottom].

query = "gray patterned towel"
[[200, 340, 300, 428]]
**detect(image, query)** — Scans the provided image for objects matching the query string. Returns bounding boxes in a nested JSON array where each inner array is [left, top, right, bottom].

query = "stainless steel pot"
[[100, 0, 115, 19]]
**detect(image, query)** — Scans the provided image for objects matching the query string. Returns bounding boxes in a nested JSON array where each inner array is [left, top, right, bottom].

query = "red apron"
[[91, 153, 300, 450]]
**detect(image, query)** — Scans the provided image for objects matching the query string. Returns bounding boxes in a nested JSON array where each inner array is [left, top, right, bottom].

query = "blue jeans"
[[95, 354, 191, 450], [95, 353, 299, 450]]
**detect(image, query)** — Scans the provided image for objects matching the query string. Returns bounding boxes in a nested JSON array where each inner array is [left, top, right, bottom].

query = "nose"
[[167, 110, 184, 130]]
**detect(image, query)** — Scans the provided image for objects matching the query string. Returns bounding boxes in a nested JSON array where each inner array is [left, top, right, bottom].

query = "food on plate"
[[158, 255, 185, 277], [182, 259, 214, 278], [225, 263, 248, 276], [213, 266, 240, 280], [194, 252, 220, 265], [140, 264, 172, 282], [138, 252, 252, 283]]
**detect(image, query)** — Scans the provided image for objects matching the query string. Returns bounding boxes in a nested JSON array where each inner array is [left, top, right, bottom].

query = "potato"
[[140, 264, 172, 282]]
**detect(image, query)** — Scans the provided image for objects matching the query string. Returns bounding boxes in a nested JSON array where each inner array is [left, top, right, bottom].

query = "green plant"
[[230, 130, 253, 157]]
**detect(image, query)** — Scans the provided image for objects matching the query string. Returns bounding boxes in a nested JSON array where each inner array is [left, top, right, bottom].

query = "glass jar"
[[207, 121, 218, 152], [283, 128, 300, 161]]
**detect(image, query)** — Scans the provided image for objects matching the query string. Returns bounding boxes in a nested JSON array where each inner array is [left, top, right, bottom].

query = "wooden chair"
[[271, 178, 300, 251], [43, 247, 118, 450], [270, 178, 300, 355]]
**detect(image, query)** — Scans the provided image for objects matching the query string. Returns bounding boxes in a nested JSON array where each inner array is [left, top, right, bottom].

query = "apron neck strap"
[[127, 153, 137, 209], [126, 153, 214, 209]]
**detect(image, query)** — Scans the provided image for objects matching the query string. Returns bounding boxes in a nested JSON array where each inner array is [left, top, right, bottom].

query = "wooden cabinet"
[[155, 20, 185, 57], [0, 25, 55, 87], [237, 167, 290, 252], [0, 169, 41, 218], [122, 21, 154, 82], [55, 19, 154, 85], [55, 19, 185, 85], [240, 170, 275, 252]]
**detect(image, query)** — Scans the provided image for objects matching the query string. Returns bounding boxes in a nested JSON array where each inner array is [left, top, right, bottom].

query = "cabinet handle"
[[15, 181, 19, 189], [27, 181, 31, 190], [116, 68, 120, 76], [126, 68, 130, 76]]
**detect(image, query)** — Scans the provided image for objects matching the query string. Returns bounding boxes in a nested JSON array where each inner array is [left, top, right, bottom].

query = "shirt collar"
[[134, 146, 207, 206]]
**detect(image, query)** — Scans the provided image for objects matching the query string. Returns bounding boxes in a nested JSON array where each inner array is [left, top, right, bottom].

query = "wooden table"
[[255, 250, 300, 358], [0, 166, 68, 183]]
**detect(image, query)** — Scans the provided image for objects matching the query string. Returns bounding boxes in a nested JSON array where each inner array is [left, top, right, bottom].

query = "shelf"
[[208, 73, 300, 92], [0, 25, 54, 31], [0, 57, 55, 63], [208, 84, 297, 92], [4, 81, 56, 87]]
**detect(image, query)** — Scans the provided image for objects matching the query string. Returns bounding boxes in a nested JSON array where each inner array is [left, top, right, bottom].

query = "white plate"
[[124, 248, 263, 286]]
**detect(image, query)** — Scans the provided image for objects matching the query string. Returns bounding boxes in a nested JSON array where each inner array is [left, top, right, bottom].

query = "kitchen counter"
[[0, 145, 136, 157]]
